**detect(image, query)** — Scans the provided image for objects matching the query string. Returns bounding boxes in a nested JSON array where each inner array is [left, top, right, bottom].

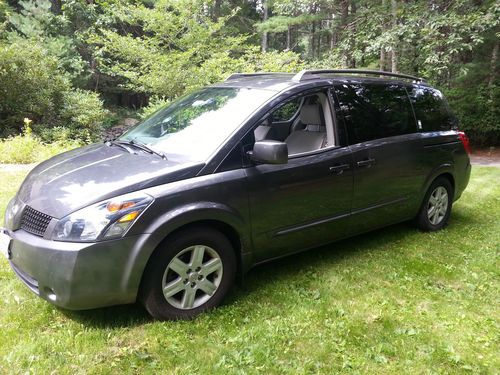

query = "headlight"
[[52, 192, 153, 242]]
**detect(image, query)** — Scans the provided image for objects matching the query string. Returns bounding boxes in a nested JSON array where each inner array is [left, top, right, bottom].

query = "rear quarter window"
[[407, 86, 455, 132], [334, 83, 416, 144]]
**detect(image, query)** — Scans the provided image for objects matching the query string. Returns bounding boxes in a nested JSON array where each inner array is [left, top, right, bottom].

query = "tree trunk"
[[380, 0, 387, 71], [341, 0, 349, 67], [212, 0, 222, 21], [488, 40, 499, 88], [390, 0, 398, 73], [349, 0, 357, 68], [50, 0, 62, 14], [311, 20, 316, 59], [317, 21, 322, 59], [261, 0, 269, 53], [380, 49, 386, 71], [331, 18, 337, 49], [286, 25, 292, 50]]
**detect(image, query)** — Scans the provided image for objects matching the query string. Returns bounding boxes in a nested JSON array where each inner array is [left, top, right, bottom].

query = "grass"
[[0, 167, 499, 374]]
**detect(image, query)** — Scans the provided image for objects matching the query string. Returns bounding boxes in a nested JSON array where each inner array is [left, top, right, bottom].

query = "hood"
[[17, 143, 204, 218]]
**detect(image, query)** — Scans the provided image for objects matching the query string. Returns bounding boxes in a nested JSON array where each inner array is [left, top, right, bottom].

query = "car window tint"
[[407, 86, 453, 131], [272, 98, 301, 122], [335, 83, 416, 144]]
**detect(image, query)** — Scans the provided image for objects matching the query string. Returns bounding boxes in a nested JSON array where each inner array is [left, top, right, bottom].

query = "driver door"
[[246, 88, 354, 262]]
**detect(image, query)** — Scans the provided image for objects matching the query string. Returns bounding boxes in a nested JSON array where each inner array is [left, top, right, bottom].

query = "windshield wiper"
[[105, 139, 133, 154], [121, 139, 167, 160], [105, 138, 167, 160]]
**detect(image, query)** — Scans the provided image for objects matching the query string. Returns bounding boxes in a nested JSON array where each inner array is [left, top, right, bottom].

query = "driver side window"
[[272, 98, 301, 122], [254, 90, 335, 156]]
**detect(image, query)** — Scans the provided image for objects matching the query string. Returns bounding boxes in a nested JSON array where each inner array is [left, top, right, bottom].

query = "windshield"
[[120, 87, 276, 162]]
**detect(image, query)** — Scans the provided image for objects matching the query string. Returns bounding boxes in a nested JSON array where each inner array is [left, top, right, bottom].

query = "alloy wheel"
[[161, 245, 223, 309], [427, 186, 449, 225]]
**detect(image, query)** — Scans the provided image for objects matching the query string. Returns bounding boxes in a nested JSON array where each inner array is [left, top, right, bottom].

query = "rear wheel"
[[416, 177, 453, 231], [140, 227, 236, 320]]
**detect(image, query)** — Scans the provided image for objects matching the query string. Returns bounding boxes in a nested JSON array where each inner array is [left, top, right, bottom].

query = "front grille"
[[21, 206, 53, 237]]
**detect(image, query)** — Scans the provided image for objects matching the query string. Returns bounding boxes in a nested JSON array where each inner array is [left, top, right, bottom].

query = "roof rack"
[[225, 72, 292, 81], [292, 69, 426, 83]]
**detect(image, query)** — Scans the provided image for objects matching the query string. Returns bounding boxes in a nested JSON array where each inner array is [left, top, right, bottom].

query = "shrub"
[[59, 89, 108, 141], [0, 41, 68, 135], [0, 40, 109, 142], [140, 97, 170, 119], [0, 122, 82, 164], [446, 84, 500, 146], [241, 49, 305, 73]]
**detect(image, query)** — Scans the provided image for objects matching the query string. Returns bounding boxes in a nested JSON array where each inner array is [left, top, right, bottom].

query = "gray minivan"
[[1, 70, 471, 320]]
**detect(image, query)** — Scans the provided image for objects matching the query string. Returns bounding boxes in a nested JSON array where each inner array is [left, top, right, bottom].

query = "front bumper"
[[7, 229, 152, 310]]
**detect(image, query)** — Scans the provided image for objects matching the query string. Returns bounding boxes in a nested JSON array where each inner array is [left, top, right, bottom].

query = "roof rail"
[[226, 72, 292, 81], [292, 69, 426, 83]]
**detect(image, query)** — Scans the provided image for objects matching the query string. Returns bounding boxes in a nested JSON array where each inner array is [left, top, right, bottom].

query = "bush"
[[0, 41, 68, 136], [0, 122, 82, 164], [446, 84, 500, 146], [59, 89, 108, 141], [140, 97, 170, 119], [0, 40, 108, 142]]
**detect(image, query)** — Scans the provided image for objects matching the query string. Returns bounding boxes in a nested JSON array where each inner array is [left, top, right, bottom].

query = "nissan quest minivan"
[[1, 70, 471, 320]]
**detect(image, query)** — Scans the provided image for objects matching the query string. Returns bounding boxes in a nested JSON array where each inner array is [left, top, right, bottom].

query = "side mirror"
[[250, 140, 288, 164]]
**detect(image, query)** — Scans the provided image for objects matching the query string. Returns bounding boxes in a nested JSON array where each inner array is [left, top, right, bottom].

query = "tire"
[[416, 177, 453, 231], [139, 227, 236, 320]]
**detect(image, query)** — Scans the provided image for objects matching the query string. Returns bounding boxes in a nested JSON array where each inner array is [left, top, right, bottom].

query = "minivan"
[[1, 69, 471, 320]]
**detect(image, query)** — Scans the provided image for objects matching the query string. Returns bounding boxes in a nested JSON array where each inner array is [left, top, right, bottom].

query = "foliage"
[[7, 0, 87, 81], [0, 0, 11, 24], [0, 0, 498, 146], [447, 85, 500, 146], [0, 39, 106, 140], [88, 0, 248, 99], [0, 122, 82, 164], [0, 167, 499, 372], [0, 41, 67, 135], [241, 48, 305, 72], [59, 89, 107, 139], [140, 97, 170, 119]]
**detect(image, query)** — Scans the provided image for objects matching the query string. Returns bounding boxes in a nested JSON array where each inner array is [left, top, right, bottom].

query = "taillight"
[[458, 131, 471, 154]]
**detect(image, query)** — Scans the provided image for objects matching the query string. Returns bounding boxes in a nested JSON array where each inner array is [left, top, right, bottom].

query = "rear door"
[[333, 82, 425, 233]]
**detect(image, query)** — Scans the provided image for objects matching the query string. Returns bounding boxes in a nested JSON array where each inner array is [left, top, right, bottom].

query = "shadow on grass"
[[227, 221, 416, 303], [60, 302, 152, 328]]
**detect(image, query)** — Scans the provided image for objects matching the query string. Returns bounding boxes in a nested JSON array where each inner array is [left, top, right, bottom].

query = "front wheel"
[[416, 177, 453, 231], [140, 227, 236, 320]]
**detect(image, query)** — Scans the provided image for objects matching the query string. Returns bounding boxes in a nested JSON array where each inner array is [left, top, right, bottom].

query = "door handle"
[[329, 164, 350, 175], [356, 158, 376, 168]]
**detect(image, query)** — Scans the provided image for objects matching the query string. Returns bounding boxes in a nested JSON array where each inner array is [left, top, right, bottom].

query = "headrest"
[[305, 124, 326, 132], [261, 117, 272, 126], [300, 104, 322, 125]]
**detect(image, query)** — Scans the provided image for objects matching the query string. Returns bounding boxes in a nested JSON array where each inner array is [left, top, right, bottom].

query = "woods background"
[[0, 0, 498, 147]]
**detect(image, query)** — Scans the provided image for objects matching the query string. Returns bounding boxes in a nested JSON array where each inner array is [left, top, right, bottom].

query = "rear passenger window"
[[335, 83, 416, 144], [407, 86, 454, 132]]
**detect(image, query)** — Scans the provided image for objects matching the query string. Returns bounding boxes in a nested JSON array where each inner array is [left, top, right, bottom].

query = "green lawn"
[[0, 167, 498, 374]]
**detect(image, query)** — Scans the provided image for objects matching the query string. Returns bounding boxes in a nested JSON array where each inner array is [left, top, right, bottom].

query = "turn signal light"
[[118, 211, 140, 223], [107, 201, 136, 212]]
